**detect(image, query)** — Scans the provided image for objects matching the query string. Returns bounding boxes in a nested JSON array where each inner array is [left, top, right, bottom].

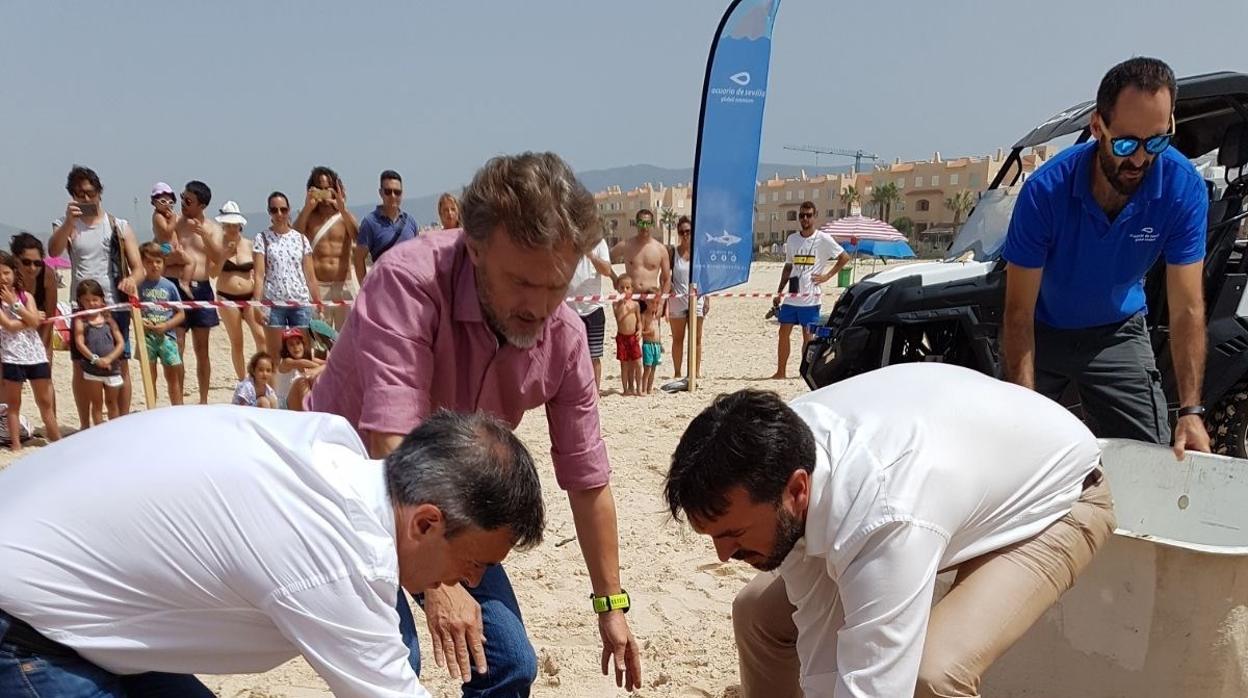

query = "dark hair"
[[665, 389, 816, 522], [184, 180, 212, 208], [0, 252, 21, 292], [279, 332, 304, 359], [65, 165, 103, 197], [268, 191, 289, 208], [386, 410, 545, 549], [76, 278, 106, 303], [139, 241, 164, 260], [380, 169, 402, 185], [10, 232, 45, 259], [1096, 57, 1177, 125], [799, 200, 817, 213], [677, 215, 691, 228], [247, 351, 273, 376], [307, 166, 339, 190], [635, 208, 654, 223]]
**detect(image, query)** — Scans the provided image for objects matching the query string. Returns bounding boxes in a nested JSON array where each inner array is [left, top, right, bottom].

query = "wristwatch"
[[1177, 405, 1206, 418], [9, 302, 20, 313], [590, 590, 631, 614]]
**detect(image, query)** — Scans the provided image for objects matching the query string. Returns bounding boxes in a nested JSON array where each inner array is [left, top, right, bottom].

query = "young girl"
[[73, 279, 125, 426], [276, 329, 325, 409], [233, 351, 278, 408], [0, 252, 60, 450]]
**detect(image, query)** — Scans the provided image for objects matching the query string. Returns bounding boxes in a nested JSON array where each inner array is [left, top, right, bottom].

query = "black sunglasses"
[[799, 212, 814, 219], [268, 206, 290, 214], [678, 228, 691, 235], [381, 187, 403, 196], [19, 258, 44, 268]]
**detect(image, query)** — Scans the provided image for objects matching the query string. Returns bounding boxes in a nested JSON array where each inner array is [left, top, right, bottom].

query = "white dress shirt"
[[0, 405, 430, 698], [779, 364, 1101, 698]]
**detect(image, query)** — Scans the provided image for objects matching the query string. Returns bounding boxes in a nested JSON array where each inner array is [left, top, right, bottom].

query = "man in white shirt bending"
[[664, 363, 1115, 698], [0, 406, 545, 698]]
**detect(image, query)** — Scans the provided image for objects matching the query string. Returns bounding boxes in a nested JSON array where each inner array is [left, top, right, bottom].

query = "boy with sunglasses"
[[1002, 57, 1210, 458]]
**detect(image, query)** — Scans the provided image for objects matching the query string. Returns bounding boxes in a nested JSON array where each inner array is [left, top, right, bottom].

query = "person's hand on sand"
[[424, 583, 487, 683], [599, 610, 642, 691]]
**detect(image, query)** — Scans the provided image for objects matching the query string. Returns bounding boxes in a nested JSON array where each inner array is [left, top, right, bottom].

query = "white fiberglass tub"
[[983, 439, 1248, 697]]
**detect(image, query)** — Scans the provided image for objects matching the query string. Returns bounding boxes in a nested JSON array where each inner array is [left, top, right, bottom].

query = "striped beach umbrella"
[[817, 215, 907, 243]]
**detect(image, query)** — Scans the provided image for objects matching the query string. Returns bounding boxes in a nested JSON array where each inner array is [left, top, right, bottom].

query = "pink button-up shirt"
[[308, 230, 610, 491]]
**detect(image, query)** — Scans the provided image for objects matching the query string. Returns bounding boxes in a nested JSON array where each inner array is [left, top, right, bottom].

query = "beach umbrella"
[[841, 238, 916, 259], [818, 216, 911, 282], [817, 214, 907, 242]]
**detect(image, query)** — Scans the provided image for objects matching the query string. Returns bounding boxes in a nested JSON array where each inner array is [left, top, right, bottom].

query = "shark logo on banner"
[[690, 0, 782, 295]]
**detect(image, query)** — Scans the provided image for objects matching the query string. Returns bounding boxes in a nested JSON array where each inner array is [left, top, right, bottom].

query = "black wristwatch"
[[1177, 405, 1206, 418]]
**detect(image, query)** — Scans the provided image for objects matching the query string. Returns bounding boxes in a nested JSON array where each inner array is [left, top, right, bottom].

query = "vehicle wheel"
[[1209, 382, 1248, 458]]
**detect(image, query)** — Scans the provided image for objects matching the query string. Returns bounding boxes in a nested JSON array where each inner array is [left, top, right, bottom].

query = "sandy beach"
[[0, 260, 869, 697]]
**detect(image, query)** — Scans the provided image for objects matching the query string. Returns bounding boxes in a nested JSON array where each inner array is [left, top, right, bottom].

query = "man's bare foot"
[[769, 372, 786, 380]]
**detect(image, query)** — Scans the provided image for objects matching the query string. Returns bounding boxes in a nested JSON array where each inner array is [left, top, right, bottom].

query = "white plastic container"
[[983, 439, 1248, 697]]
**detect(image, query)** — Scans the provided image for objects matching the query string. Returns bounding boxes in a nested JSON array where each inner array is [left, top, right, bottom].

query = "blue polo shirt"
[[1002, 140, 1207, 329], [357, 207, 419, 262]]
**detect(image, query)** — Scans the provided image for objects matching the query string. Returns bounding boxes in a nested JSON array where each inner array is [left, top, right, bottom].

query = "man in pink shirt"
[[309, 152, 641, 695]]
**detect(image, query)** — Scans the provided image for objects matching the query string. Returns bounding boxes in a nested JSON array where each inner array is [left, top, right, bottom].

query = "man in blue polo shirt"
[[1002, 57, 1210, 458], [353, 169, 420, 283]]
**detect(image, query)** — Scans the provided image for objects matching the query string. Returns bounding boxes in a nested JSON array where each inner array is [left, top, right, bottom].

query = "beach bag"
[[0, 404, 33, 445]]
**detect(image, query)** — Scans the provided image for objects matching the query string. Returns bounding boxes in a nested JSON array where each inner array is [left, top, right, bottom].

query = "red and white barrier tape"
[[44, 290, 836, 325]]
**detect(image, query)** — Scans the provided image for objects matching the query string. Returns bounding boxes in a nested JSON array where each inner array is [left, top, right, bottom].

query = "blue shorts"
[[642, 339, 662, 367], [777, 303, 820, 328], [268, 305, 312, 329]]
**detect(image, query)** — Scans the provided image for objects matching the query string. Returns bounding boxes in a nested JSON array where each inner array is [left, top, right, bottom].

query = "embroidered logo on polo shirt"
[[1130, 227, 1159, 243]]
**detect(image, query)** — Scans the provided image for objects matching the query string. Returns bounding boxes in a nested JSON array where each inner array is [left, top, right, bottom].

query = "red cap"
[[281, 328, 304, 341]]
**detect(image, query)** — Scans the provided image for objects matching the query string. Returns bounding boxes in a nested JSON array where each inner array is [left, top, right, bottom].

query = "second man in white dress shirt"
[[664, 363, 1115, 698]]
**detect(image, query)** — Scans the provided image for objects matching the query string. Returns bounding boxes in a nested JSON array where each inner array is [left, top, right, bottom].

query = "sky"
[[1, 0, 1245, 232]]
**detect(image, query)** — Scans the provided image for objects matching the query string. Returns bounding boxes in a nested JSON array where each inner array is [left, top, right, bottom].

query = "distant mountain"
[[576, 162, 851, 192]]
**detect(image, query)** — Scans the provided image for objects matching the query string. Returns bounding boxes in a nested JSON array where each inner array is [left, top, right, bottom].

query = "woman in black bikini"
[[213, 204, 266, 381]]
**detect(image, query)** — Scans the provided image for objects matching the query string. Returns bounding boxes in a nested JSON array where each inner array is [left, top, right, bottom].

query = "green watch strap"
[[590, 590, 630, 614]]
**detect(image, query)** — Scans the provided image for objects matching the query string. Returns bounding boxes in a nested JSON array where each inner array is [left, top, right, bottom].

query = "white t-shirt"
[[778, 364, 1100, 697], [566, 239, 612, 316], [254, 228, 313, 303], [0, 405, 430, 698], [783, 231, 845, 308]]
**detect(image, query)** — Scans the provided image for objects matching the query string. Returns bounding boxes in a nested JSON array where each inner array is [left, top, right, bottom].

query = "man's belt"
[[0, 609, 79, 658]]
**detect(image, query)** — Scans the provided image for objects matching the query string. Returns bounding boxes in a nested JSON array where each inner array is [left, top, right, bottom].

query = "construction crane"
[[783, 145, 880, 173]]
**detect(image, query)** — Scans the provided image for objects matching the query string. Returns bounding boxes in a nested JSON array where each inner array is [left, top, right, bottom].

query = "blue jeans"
[[0, 612, 211, 697], [267, 305, 311, 329], [397, 564, 537, 697]]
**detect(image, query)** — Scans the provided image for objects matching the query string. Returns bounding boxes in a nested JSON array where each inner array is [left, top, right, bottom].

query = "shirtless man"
[[610, 209, 671, 316], [158, 181, 224, 404], [293, 166, 358, 332]]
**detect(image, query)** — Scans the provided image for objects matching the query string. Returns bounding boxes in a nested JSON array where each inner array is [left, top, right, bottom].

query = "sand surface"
[[0, 260, 892, 697]]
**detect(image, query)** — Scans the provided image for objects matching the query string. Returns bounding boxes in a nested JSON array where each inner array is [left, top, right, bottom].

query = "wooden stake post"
[[686, 284, 698, 391]]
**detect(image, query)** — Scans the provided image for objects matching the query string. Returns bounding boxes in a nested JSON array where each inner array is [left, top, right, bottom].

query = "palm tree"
[[870, 181, 901, 222], [944, 190, 976, 229], [659, 207, 678, 245], [839, 186, 860, 218]]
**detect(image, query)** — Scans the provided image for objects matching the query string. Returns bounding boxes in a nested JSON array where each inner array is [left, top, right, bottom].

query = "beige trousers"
[[732, 473, 1115, 698], [317, 279, 356, 332]]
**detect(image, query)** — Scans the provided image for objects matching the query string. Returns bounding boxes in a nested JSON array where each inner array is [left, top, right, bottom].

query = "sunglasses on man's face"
[[678, 228, 691, 235], [269, 206, 290, 215], [799, 212, 814, 219], [381, 188, 403, 197], [637, 220, 653, 228], [1107, 115, 1176, 158], [19, 258, 44, 268]]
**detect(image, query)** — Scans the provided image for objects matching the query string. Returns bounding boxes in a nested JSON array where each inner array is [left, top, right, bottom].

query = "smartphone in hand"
[[77, 202, 99, 217]]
